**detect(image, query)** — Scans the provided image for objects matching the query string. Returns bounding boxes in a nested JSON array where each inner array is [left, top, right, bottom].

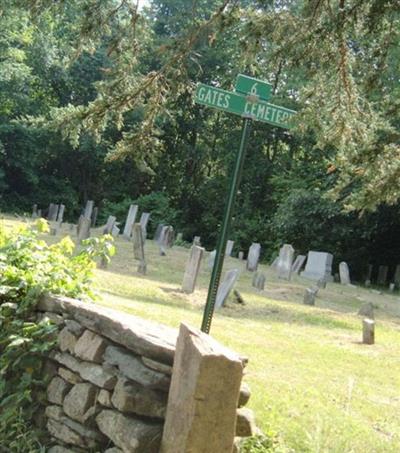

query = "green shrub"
[[0, 219, 114, 451]]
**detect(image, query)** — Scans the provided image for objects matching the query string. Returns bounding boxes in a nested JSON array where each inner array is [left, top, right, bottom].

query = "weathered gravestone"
[[300, 251, 334, 282], [56, 204, 65, 224], [139, 212, 151, 240], [154, 224, 164, 242], [215, 269, 240, 309], [111, 224, 120, 237], [303, 287, 318, 306], [158, 226, 174, 256], [246, 243, 261, 272], [103, 216, 116, 235], [48, 203, 59, 222], [362, 319, 375, 345], [377, 265, 388, 285], [91, 207, 98, 227], [339, 261, 351, 285], [83, 200, 94, 220], [276, 244, 294, 280], [317, 277, 327, 289], [225, 240, 234, 257], [193, 236, 201, 246], [77, 216, 91, 242], [208, 250, 216, 269], [238, 251, 244, 260], [252, 272, 265, 290], [182, 245, 205, 294], [291, 255, 306, 274], [32, 204, 38, 219], [132, 223, 146, 274], [123, 204, 138, 238], [176, 232, 183, 243], [37, 208, 42, 218]]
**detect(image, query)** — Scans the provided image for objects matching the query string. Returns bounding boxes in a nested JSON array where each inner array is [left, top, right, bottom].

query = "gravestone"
[[394, 264, 400, 288], [56, 204, 65, 224], [246, 243, 261, 272], [317, 278, 327, 289], [193, 236, 201, 246], [238, 251, 244, 260], [276, 244, 294, 280], [215, 269, 240, 309], [365, 279, 371, 287], [377, 265, 388, 285], [139, 212, 151, 240], [91, 207, 98, 227], [270, 257, 278, 269], [111, 225, 120, 237], [158, 225, 174, 255], [37, 209, 42, 218], [208, 250, 216, 269], [252, 272, 265, 290], [182, 245, 204, 293], [123, 204, 138, 238], [48, 203, 59, 222], [103, 216, 116, 234], [77, 216, 91, 242], [366, 264, 373, 281], [225, 240, 234, 257], [339, 261, 351, 285], [362, 319, 375, 345], [176, 232, 183, 243], [32, 204, 38, 219], [303, 287, 318, 306], [84, 200, 94, 220], [154, 224, 164, 242], [132, 223, 146, 274], [389, 283, 395, 292], [291, 255, 306, 274], [300, 251, 334, 282]]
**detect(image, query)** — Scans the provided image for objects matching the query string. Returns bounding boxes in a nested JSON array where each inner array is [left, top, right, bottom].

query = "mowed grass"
[[5, 216, 400, 452]]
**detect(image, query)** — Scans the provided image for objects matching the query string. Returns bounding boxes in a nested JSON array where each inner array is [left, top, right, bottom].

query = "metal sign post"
[[194, 74, 296, 334]]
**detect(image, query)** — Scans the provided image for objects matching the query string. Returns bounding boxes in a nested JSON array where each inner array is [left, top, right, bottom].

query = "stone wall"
[[37, 295, 255, 453]]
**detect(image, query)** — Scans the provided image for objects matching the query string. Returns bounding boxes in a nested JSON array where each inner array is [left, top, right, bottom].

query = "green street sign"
[[235, 74, 272, 101], [195, 83, 296, 129]]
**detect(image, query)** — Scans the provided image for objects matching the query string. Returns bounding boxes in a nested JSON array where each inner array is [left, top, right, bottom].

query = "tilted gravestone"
[[139, 212, 151, 240], [246, 243, 261, 272], [132, 223, 146, 274], [303, 287, 318, 306], [252, 272, 265, 290], [56, 204, 65, 224], [377, 265, 388, 285], [291, 255, 306, 274], [276, 244, 294, 280], [182, 245, 204, 293], [215, 269, 240, 309], [339, 261, 351, 285], [154, 224, 164, 242], [111, 225, 120, 237], [225, 240, 234, 257], [77, 216, 91, 242], [123, 204, 138, 238], [103, 216, 116, 235], [158, 226, 174, 256], [83, 200, 94, 220], [48, 203, 59, 222], [300, 251, 334, 282]]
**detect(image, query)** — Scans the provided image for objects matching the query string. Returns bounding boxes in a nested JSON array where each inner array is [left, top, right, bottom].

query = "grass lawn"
[[5, 216, 400, 452]]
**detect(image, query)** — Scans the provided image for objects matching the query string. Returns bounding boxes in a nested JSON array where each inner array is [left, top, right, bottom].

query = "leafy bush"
[[0, 220, 114, 451], [239, 433, 290, 453]]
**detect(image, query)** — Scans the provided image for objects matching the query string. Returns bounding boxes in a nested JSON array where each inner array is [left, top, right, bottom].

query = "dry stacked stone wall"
[[37, 294, 255, 453]]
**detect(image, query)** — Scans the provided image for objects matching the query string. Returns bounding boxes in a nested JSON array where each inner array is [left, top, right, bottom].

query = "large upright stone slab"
[[208, 250, 216, 269], [91, 207, 98, 227], [32, 204, 38, 218], [139, 212, 151, 240], [291, 255, 306, 274], [123, 204, 138, 238], [377, 265, 388, 285], [57, 204, 65, 224], [215, 269, 239, 309], [161, 323, 243, 453], [154, 224, 164, 242], [246, 243, 261, 272], [158, 226, 174, 255], [48, 203, 59, 222], [84, 200, 94, 220], [132, 223, 146, 274], [225, 240, 234, 257], [77, 216, 91, 242], [182, 246, 204, 294], [276, 244, 294, 280], [339, 261, 351, 285], [300, 251, 334, 282], [103, 216, 116, 235]]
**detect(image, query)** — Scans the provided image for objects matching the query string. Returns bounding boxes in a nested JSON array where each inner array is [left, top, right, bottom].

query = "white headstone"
[[132, 223, 146, 274], [339, 261, 351, 285], [182, 245, 204, 293], [139, 212, 151, 239], [215, 269, 240, 309], [208, 250, 216, 269], [56, 204, 65, 224], [300, 251, 334, 282], [291, 255, 306, 274], [123, 204, 138, 238], [246, 243, 261, 272], [238, 251, 244, 260], [225, 240, 234, 257], [252, 272, 265, 290], [276, 244, 294, 280], [84, 200, 94, 220]]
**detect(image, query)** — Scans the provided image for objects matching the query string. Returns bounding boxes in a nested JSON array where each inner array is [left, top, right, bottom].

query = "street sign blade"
[[235, 74, 272, 102], [242, 100, 296, 129]]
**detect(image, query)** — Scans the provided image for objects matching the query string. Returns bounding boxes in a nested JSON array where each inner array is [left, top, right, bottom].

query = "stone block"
[[238, 382, 251, 407], [363, 318, 375, 345], [161, 323, 243, 453], [111, 377, 167, 419], [58, 327, 78, 354], [63, 383, 98, 423], [65, 319, 85, 336], [98, 389, 112, 407], [141, 357, 173, 375], [96, 410, 162, 453], [104, 346, 170, 391], [47, 376, 71, 405], [74, 329, 108, 363], [58, 367, 83, 385], [236, 407, 257, 437], [303, 288, 318, 306]]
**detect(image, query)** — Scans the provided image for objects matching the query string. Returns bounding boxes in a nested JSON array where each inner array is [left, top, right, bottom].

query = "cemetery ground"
[[5, 216, 400, 452]]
